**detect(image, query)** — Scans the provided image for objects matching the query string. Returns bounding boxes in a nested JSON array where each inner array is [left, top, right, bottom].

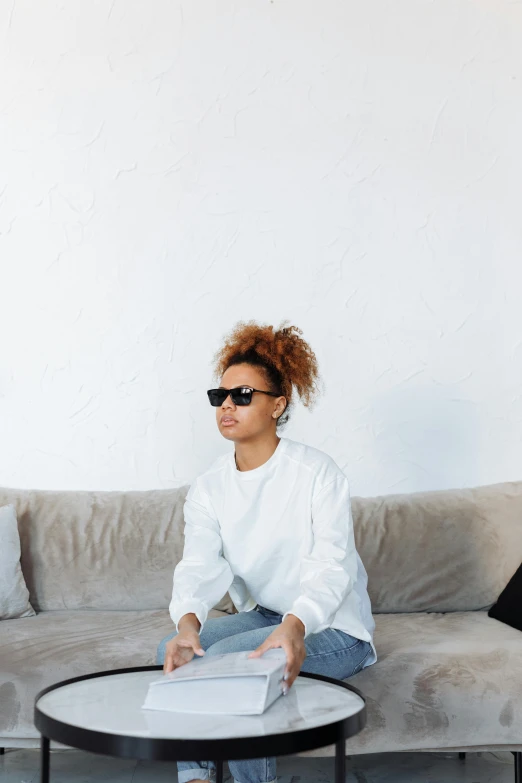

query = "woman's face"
[[216, 363, 286, 443]]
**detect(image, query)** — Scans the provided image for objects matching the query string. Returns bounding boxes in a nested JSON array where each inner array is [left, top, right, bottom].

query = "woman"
[[156, 320, 377, 783]]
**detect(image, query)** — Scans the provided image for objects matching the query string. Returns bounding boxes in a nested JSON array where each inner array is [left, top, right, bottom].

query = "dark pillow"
[[488, 562, 522, 632]]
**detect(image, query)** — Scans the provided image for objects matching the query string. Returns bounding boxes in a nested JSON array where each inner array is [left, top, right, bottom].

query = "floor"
[[0, 748, 517, 783]]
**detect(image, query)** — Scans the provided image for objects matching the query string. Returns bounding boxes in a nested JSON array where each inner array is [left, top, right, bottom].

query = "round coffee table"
[[34, 665, 366, 783]]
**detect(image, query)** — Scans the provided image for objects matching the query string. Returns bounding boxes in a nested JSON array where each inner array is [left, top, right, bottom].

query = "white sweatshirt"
[[169, 436, 377, 670]]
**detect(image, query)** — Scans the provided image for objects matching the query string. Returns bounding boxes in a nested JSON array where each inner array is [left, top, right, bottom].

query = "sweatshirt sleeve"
[[282, 475, 357, 638], [169, 480, 234, 634]]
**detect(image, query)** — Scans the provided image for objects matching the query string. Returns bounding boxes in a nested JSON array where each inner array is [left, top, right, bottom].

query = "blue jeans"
[[155, 604, 373, 783]]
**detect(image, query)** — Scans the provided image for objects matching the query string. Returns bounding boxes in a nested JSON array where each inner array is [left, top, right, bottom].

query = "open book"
[[142, 648, 287, 715]]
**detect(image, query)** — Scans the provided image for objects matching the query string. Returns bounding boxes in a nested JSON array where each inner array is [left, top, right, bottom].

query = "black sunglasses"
[[207, 386, 281, 407]]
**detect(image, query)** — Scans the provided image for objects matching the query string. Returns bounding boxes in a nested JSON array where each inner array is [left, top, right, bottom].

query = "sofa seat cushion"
[[339, 610, 522, 754], [1, 610, 522, 754], [0, 607, 229, 740]]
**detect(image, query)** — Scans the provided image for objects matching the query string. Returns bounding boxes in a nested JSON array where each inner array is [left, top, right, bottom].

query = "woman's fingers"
[[164, 651, 175, 674], [173, 649, 191, 667], [248, 639, 270, 658], [184, 633, 204, 656], [282, 642, 294, 678], [164, 653, 186, 673], [285, 671, 297, 689], [163, 637, 203, 674], [282, 641, 306, 690]]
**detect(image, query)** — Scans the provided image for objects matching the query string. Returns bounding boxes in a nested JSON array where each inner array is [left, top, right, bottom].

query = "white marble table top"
[[36, 670, 365, 740]]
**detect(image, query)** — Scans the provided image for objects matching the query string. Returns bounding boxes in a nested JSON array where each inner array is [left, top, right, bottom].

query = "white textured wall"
[[1, 0, 521, 495]]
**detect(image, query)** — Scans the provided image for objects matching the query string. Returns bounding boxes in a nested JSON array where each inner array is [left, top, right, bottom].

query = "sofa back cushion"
[[351, 479, 522, 612], [0, 486, 235, 614], [1, 478, 521, 614]]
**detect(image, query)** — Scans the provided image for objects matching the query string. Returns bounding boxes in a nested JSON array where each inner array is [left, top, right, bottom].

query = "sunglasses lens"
[[207, 388, 252, 406], [207, 390, 227, 406], [231, 388, 252, 405]]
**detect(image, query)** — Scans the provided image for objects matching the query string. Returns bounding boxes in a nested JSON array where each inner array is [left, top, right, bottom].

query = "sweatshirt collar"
[[230, 437, 287, 481]]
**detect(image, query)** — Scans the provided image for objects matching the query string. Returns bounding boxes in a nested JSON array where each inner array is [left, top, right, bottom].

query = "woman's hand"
[[247, 615, 307, 694], [163, 630, 205, 674]]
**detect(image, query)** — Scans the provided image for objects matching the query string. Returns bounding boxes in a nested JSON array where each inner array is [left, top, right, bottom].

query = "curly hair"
[[211, 319, 322, 429]]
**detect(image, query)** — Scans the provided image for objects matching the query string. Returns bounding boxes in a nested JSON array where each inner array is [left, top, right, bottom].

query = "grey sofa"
[[1, 479, 521, 773]]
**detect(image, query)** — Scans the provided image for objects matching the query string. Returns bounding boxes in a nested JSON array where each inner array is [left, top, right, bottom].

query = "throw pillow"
[[0, 504, 36, 619], [488, 562, 522, 632]]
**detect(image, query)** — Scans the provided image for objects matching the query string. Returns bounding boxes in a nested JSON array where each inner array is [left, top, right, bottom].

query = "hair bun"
[[212, 319, 321, 428]]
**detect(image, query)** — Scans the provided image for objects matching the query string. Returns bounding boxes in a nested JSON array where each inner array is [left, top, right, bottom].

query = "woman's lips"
[[222, 419, 237, 426]]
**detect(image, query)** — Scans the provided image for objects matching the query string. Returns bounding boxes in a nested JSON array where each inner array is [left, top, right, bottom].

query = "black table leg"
[[335, 738, 346, 783], [41, 736, 50, 783], [216, 759, 224, 783]]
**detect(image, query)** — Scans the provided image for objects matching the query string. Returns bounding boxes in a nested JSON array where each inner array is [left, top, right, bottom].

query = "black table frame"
[[34, 665, 367, 783]]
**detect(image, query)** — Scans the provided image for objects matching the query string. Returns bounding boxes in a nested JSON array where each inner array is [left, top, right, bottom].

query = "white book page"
[[150, 649, 287, 686]]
